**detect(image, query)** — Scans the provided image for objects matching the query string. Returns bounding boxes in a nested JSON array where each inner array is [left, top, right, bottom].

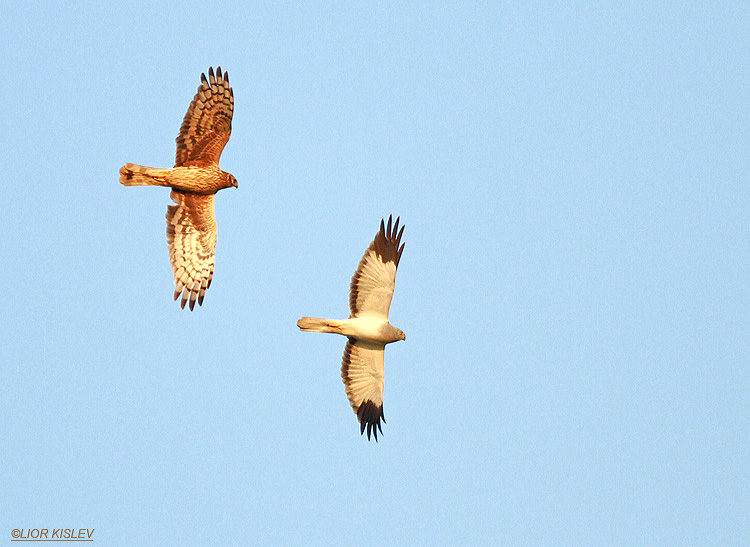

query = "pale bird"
[[298, 216, 406, 441]]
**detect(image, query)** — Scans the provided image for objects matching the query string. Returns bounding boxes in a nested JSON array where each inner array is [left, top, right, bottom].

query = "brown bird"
[[119, 67, 237, 310]]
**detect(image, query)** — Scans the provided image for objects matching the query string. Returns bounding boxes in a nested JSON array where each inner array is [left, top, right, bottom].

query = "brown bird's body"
[[119, 164, 235, 195], [119, 67, 236, 310]]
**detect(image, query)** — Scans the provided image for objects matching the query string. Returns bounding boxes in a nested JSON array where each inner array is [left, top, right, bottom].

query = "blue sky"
[[1, 1, 747, 545]]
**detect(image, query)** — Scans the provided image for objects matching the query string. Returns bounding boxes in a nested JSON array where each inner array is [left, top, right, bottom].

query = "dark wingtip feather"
[[370, 215, 406, 267], [357, 400, 385, 442]]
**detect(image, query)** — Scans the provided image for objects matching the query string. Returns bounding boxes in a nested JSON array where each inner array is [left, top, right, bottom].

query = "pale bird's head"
[[398, 329, 406, 341]]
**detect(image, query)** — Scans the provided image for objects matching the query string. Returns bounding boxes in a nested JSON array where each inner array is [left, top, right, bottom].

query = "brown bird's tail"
[[119, 163, 172, 187], [297, 317, 341, 334]]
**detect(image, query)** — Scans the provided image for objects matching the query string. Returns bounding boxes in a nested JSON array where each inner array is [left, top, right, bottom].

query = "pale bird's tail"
[[119, 163, 172, 187], [297, 317, 341, 333]]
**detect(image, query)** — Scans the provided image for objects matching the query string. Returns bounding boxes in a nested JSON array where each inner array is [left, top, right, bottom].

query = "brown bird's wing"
[[166, 191, 218, 310], [349, 215, 405, 319], [175, 67, 234, 168], [341, 339, 386, 441]]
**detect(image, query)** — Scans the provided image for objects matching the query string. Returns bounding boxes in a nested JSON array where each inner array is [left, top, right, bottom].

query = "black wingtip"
[[357, 401, 385, 442], [373, 215, 405, 266], [381, 215, 404, 240]]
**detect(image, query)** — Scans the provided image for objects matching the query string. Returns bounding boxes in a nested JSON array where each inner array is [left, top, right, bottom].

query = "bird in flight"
[[119, 67, 237, 310], [298, 216, 406, 441]]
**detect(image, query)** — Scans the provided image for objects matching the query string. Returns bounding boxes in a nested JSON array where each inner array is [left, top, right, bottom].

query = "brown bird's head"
[[226, 173, 238, 189]]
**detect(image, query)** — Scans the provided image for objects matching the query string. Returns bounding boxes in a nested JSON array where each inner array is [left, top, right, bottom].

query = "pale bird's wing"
[[175, 67, 234, 168], [349, 215, 405, 319], [341, 339, 386, 441], [166, 191, 217, 310]]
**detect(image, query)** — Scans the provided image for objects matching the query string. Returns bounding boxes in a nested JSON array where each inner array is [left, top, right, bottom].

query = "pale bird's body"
[[298, 216, 406, 441], [119, 67, 236, 310], [297, 316, 404, 345]]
